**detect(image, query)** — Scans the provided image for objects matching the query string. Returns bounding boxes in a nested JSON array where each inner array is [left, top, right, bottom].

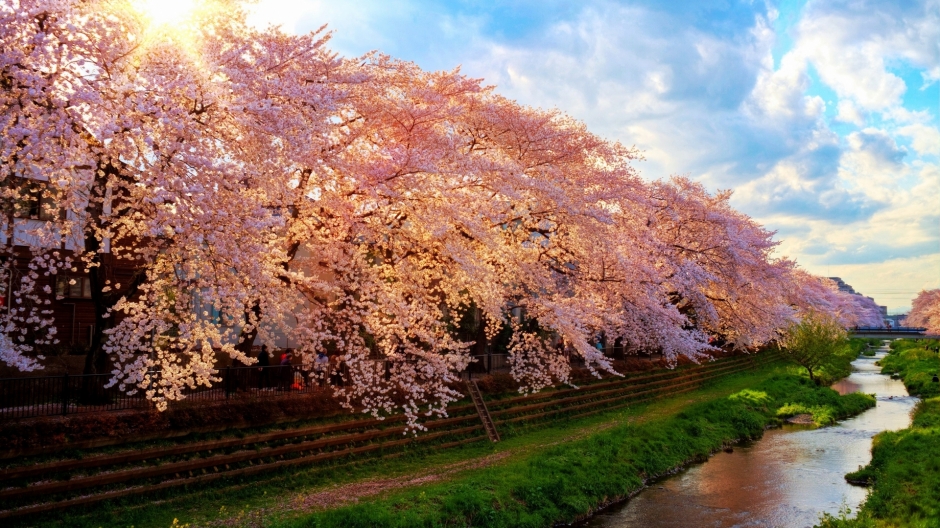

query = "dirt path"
[[296, 450, 513, 511]]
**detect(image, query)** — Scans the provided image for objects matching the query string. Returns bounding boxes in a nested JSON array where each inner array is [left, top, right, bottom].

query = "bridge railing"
[[851, 326, 927, 333]]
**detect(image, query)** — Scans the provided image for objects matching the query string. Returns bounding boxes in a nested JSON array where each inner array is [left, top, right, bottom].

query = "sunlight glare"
[[137, 0, 197, 27]]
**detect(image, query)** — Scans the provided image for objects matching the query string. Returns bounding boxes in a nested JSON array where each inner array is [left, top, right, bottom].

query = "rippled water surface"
[[583, 346, 917, 528]]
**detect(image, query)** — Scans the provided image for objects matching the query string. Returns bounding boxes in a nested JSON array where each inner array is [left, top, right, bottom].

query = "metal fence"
[[0, 349, 664, 421], [0, 356, 507, 421], [0, 365, 325, 421], [0, 372, 150, 420], [853, 326, 927, 333]]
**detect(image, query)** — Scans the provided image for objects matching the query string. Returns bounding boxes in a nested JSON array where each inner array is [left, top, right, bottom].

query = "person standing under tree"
[[314, 351, 329, 386], [257, 345, 270, 390], [279, 350, 293, 390]]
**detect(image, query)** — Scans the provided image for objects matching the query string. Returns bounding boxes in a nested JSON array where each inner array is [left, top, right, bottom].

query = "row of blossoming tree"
[[0, 0, 884, 426], [905, 290, 940, 334]]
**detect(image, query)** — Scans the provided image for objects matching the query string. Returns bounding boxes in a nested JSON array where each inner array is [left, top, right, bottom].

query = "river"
[[582, 344, 917, 528]]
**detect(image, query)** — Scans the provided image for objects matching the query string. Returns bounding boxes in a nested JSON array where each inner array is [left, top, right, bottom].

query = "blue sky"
[[250, 0, 940, 313]]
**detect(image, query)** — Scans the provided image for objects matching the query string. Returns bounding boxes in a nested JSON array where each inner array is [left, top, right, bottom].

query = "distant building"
[[827, 277, 857, 295]]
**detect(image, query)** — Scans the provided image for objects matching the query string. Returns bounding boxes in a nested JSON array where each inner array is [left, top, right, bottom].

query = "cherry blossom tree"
[[2, 0, 887, 427], [1, 0, 340, 406], [644, 177, 796, 349], [905, 289, 940, 333], [785, 272, 884, 328], [258, 58, 655, 421], [840, 294, 884, 328]]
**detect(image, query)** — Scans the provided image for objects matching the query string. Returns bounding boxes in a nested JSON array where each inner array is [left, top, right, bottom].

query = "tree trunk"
[[79, 162, 117, 403], [234, 301, 262, 360]]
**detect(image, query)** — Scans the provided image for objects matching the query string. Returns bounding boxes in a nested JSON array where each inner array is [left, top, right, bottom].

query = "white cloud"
[[897, 124, 940, 156], [800, 35, 905, 111], [882, 106, 935, 125], [794, 0, 940, 116], [835, 100, 865, 126], [732, 138, 879, 226], [845, 128, 906, 171], [747, 52, 813, 119]]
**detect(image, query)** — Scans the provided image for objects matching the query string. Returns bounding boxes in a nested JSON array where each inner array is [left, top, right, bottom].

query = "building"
[[827, 277, 857, 295], [2, 177, 139, 354]]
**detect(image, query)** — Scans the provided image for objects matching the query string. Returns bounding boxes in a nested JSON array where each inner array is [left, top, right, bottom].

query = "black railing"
[[464, 353, 510, 379], [0, 365, 330, 421], [852, 326, 927, 333], [0, 349, 666, 421], [0, 372, 151, 420]]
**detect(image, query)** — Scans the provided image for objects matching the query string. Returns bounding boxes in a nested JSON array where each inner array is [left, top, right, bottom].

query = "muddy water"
[[583, 346, 917, 528]]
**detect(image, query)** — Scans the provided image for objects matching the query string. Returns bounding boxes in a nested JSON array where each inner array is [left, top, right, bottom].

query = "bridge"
[[849, 327, 940, 340]]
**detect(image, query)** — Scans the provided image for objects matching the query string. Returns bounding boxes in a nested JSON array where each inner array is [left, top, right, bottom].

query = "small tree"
[[781, 311, 848, 384]]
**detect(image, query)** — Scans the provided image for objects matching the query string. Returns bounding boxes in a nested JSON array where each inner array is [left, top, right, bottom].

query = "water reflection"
[[583, 347, 917, 528]]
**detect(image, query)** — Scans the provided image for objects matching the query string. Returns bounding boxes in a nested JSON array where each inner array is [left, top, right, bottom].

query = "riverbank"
[[22, 358, 873, 528], [268, 373, 872, 528], [822, 339, 940, 528]]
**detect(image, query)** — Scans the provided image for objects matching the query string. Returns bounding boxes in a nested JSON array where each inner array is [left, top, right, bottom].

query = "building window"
[[55, 275, 92, 299], [13, 180, 58, 221]]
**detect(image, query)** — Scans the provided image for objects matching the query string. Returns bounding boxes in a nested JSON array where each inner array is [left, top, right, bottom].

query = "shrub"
[[780, 312, 851, 384]]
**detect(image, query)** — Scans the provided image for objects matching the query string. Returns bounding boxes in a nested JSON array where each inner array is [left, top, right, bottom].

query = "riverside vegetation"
[[272, 372, 872, 527], [855, 338, 882, 358], [779, 316, 877, 386], [821, 339, 940, 528]]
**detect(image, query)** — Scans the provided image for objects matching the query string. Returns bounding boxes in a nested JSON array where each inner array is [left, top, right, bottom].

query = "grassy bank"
[[821, 339, 940, 528], [15, 360, 788, 528], [275, 375, 873, 528], [881, 339, 940, 399], [25, 359, 874, 528]]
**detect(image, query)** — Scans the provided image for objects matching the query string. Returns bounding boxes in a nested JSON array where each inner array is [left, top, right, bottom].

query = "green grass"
[[272, 375, 873, 528], [775, 394, 874, 426], [819, 339, 940, 528], [16, 367, 782, 528], [881, 339, 940, 399]]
